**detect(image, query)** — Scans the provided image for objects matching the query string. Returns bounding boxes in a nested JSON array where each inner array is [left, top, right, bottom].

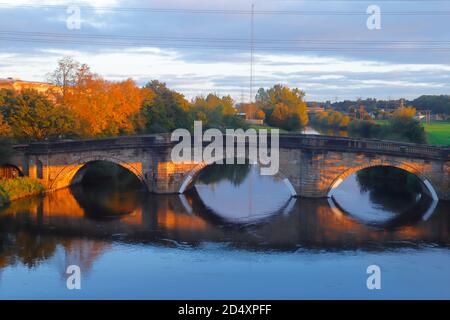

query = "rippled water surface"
[[0, 164, 448, 299]]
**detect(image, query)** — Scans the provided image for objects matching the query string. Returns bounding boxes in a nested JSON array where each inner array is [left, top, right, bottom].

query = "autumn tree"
[[7, 90, 74, 141], [312, 110, 351, 129], [255, 109, 265, 120], [270, 103, 289, 128], [65, 76, 143, 137], [256, 84, 308, 130], [385, 106, 426, 143], [0, 113, 12, 138], [392, 106, 416, 119], [47, 56, 80, 100], [49, 59, 144, 137]]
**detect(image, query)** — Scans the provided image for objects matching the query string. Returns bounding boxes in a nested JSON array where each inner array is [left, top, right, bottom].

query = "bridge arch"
[[177, 159, 297, 197], [49, 155, 146, 191], [0, 164, 23, 179], [327, 161, 439, 201]]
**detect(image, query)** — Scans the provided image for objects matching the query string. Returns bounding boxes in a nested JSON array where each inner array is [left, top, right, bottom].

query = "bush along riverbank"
[[311, 107, 427, 144], [0, 177, 45, 207]]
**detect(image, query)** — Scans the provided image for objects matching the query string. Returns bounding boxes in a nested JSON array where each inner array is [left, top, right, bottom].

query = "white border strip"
[[178, 194, 193, 214], [327, 178, 343, 197], [423, 179, 439, 201], [179, 174, 193, 194], [283, 178, 297, 197]]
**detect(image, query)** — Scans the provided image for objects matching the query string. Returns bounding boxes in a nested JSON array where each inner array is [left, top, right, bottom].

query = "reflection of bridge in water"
[[0, 186, 448, 256]]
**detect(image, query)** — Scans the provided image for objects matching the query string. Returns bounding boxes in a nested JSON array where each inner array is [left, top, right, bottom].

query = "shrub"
[[348, 120, 382, 138], [0, 177, 44, 205], [311, 111, 351, 130]]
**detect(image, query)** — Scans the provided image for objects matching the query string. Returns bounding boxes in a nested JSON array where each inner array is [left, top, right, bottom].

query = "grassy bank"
[[423, 121, 450, 146], [0, 177, 45, 206]]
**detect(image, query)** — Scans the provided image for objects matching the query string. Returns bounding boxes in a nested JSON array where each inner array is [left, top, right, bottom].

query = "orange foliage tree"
[[60, 61, 143, 137]]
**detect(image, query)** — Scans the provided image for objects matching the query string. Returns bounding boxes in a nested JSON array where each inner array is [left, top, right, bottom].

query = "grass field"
[[375, 120, 450, 146], [423, 121, 450, 146]]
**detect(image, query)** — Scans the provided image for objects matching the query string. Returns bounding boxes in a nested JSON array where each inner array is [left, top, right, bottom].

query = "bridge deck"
[[13, 133, 450, 161]]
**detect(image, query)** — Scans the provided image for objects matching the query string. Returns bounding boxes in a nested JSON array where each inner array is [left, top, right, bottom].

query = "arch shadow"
[[49, 155, 147, 191], [0, 164, 23, 179]]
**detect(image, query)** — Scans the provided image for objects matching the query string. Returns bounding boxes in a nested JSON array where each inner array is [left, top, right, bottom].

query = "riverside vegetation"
[[311, 107, 428, 144], [0, 176, 44, 206]]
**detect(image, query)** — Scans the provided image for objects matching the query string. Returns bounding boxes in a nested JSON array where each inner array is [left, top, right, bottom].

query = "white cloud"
[[0, 0, 122, 8], [1, 46, 449, 101], [1, 0, 449, 101]]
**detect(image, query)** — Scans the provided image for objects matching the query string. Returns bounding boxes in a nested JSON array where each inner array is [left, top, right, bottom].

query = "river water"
[[0, 163, 448, 299]]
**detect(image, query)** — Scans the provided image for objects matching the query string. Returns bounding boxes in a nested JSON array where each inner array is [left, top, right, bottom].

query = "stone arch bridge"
[[7, 134, 450, 201]]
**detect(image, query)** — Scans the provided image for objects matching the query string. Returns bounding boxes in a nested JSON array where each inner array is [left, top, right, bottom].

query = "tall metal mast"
[[250, 3, 254, 103]]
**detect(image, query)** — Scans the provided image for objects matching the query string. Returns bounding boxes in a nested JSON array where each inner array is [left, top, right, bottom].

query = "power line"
[[1, 3, 450, 15], [2, 31, 450, 52], [1, 30, 450, 45]]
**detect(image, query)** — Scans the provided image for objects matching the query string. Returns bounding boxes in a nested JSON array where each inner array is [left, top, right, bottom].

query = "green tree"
[[140, 80, 192, 133], [7, 90, 75, 141], [412, 95, 450, 115], [348, 120, 381, 138], [190, 93, 243, 130]]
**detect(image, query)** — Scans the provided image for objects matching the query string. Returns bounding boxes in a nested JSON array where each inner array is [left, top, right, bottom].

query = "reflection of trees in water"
[[197, 163, 251, 186], [0, 229, 109, 275], [355, 166, 423, 213], [0, 228, 59, 269]]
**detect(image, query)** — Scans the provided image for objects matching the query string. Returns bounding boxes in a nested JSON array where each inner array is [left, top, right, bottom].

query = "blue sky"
[[0, 0, 449, 102]]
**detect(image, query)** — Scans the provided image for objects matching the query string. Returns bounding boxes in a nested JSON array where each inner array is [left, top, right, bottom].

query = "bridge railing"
[[12, 133, 450, 161], [13, 134, 173, 154], [278, 134, 449, 160]]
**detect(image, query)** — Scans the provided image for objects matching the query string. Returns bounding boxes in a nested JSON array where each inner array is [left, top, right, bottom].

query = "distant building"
[[236, 112, 247, 119], [0, 77, 60, 96], [307, 106, 325, 113]]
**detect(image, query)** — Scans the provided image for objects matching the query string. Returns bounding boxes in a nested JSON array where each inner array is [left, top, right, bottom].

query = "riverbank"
[[0, 177, 44, 207]]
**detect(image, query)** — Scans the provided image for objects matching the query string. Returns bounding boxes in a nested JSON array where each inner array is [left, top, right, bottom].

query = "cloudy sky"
[[0, 0, 449, 102]]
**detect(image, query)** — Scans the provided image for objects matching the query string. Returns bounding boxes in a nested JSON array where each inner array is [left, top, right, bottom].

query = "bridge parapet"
[[12, 133, 449, 161], [13, 134, 173, 155], [278, 134, 449, 160]]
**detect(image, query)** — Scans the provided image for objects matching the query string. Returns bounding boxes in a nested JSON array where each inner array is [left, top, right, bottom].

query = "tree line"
[[0, 57, 310, 143], [311, 107, 427, 143], [327, 96, 450, 116]]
